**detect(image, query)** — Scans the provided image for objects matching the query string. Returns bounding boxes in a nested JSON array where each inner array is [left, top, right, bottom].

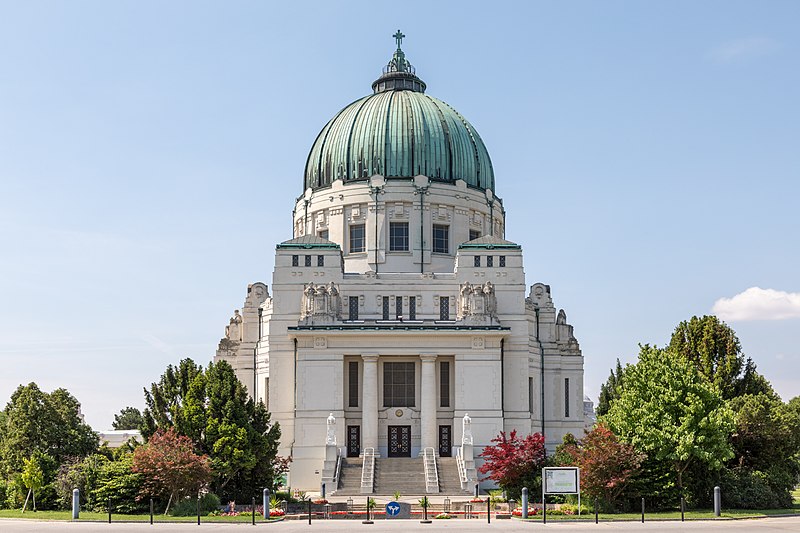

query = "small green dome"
[[304, 34, 495, 192]]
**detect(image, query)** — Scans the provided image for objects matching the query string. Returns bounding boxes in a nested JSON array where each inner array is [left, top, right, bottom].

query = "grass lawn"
[[0, 509, 281, 522]]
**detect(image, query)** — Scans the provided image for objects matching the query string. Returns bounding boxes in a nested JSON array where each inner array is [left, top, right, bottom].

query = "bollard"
[[108, 497, 111, 523], [308, 499, 312, 525], [197, 496, 200, 525], [714, 486, 721, 517], [263, 488, 270, 520], [641, 497, 645, 523], [475, 483, 479, 498], [487, 497, 490, 524], [681, 496, 685, 522], [595, 498, 598, 524], [72, 488, 80, 520], [362, 497, 373, 524], [252, 497, 256, 525], [321, 483, 326, 500], [150, 498, 153, 525], [521, 487, 528, 519]]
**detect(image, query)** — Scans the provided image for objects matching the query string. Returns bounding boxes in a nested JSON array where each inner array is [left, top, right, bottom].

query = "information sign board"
[[543, 467, 579, 494]]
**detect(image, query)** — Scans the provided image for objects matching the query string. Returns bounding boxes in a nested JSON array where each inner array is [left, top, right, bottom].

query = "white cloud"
[[707, 37, 780, 64], [712, 287, 800, 321]]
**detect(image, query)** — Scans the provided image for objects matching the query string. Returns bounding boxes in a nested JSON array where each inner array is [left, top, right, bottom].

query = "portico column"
[[420, 353, 438, 451], [361, 353, 379, 452]]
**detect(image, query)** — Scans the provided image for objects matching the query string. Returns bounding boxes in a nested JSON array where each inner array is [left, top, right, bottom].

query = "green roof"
[[276, 235, 340, 250], [458, 235, 521, 250], [304, 34, 494, 193]]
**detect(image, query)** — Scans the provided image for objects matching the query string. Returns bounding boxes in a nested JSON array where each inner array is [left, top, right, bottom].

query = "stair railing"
[[423, 447, 440, 493], [455, 446, 468, 485], [332, 447, 344, 489], [360, 447, 375, 494]]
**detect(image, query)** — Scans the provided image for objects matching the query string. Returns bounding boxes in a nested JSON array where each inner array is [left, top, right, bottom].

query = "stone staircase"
[[437, 457, 472, 495], [334, 456, 471, 497], [334, 457, 364, 496]]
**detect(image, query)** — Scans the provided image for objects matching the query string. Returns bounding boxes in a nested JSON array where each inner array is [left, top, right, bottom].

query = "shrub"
[[720, 468, 792, 509], [170, 493, 221, 516]]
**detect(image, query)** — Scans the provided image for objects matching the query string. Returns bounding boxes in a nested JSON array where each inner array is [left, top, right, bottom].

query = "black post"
[[681, 496, 685, 522], [594, 498, 598, 524], [362, 497, 372, 524], [308, 499, 312, 525], [641, 497, 645, 523], [487, 498, 491, 524], [108, 497, 111, 523], [543, 493, 546, 524], [252, 497, 256, 525], [150, 498, 153, 525], [197, 496, 200, 525]]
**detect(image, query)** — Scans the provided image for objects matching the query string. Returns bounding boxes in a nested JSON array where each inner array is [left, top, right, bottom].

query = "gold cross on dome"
[[393, 30, 405, 49]]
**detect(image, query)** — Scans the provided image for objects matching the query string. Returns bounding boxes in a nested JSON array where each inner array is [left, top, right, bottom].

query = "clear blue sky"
[[1, 1, 798, 430]]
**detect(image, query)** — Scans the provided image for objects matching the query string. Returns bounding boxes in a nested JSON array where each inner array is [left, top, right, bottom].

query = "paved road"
[[1, 517, 800, 532]]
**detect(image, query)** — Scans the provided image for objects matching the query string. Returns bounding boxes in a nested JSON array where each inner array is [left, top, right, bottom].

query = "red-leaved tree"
[[478, 430, 546, 499], [132, 427, 212, 513], [562, 424, 645, 510]]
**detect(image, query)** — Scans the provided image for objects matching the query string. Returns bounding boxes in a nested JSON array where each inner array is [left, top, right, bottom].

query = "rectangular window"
[[349, 224, 365, 253], [382, 296, 390, 320], [317, 255, 324, 267], [529, 377, 534, 414], [319, 229, 329, 240], [396, 296, 403, 319], [564, 378, 570, 418], [348, 296, 359, 320], [383, 362, 415, 407], [409, 296, 416, 320], [432, 224, 449, 254], [499, 256, 506, 267], [473, 255, 481, 267], [440, 361, 450, 407], [389, 222, 409, 252], [439, 296, 450, 320], [348, 362, 359, 407], [292, 255, 299, 267], [304, 255, 312, 267], [469, 229, 481, 241], [487, 255, 494, 267]]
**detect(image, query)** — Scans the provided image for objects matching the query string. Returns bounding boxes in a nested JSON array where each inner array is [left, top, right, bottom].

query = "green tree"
[[596, 359, 626, 416], [603, 345, 734, 499], [667, 316, 768, 399], [91, 453, 146, 514], [0, 383, 98, 480], [21, 455, 44, 512], [141, 359, 282, 501], [112, 407, 144, 431]]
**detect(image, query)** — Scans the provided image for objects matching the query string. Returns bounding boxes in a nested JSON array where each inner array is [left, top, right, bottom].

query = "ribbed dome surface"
[[304, 90, 495, 192]]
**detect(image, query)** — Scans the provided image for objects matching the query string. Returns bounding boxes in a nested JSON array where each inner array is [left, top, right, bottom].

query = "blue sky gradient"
[[1, 1, 798, 429]]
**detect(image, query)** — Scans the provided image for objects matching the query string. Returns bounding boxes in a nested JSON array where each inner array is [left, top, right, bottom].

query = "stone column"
[[362, 353, 379, 452], [420, 353, 438, 451]]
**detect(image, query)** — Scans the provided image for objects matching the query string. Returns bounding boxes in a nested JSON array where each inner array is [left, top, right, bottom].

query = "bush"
[[90, 454, 146, 514], [0, 479, 7, 509], [721, 468, 792, 509], [170, 493, 220, 516]]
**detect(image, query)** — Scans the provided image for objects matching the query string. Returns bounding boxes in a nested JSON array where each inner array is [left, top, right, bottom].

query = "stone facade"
[[215, 179, 585, 491]]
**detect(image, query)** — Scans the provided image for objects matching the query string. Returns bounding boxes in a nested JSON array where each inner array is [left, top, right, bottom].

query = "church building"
[[214, 33, 586, 494]]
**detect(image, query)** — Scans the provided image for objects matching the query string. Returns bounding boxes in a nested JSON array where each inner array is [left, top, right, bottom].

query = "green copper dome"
[[304, 32, 495, 192]]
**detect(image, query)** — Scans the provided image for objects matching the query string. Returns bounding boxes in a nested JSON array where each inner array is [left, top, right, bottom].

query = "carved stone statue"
[[326, 413, 336, 446], [456, 281, 498, 324], [225, 310, 243, 342], [557, 309, 567, 325], [462, 413, 473, 445]]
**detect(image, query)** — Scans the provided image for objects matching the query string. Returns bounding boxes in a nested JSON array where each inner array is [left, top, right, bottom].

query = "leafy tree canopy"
[[112, 407, 144, 431], [603, 345, 734, 492], [668, 315, 770, 399], [0, 383, 98, 478], [478, 430, 546, 499], [141, 358, 282, 501], [597, 359, 626, 417]]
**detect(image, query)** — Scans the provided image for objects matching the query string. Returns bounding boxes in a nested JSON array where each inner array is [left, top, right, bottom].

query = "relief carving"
[[457, 281, 499, 325], [300, 282, 342, 325]]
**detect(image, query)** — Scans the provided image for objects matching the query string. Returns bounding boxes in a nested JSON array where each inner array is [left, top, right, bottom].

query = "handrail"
[[423, 447, 439, 493], [455, 446, 468, 484], [332, 447, 344, 487], [360, 447, 375, 493]]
